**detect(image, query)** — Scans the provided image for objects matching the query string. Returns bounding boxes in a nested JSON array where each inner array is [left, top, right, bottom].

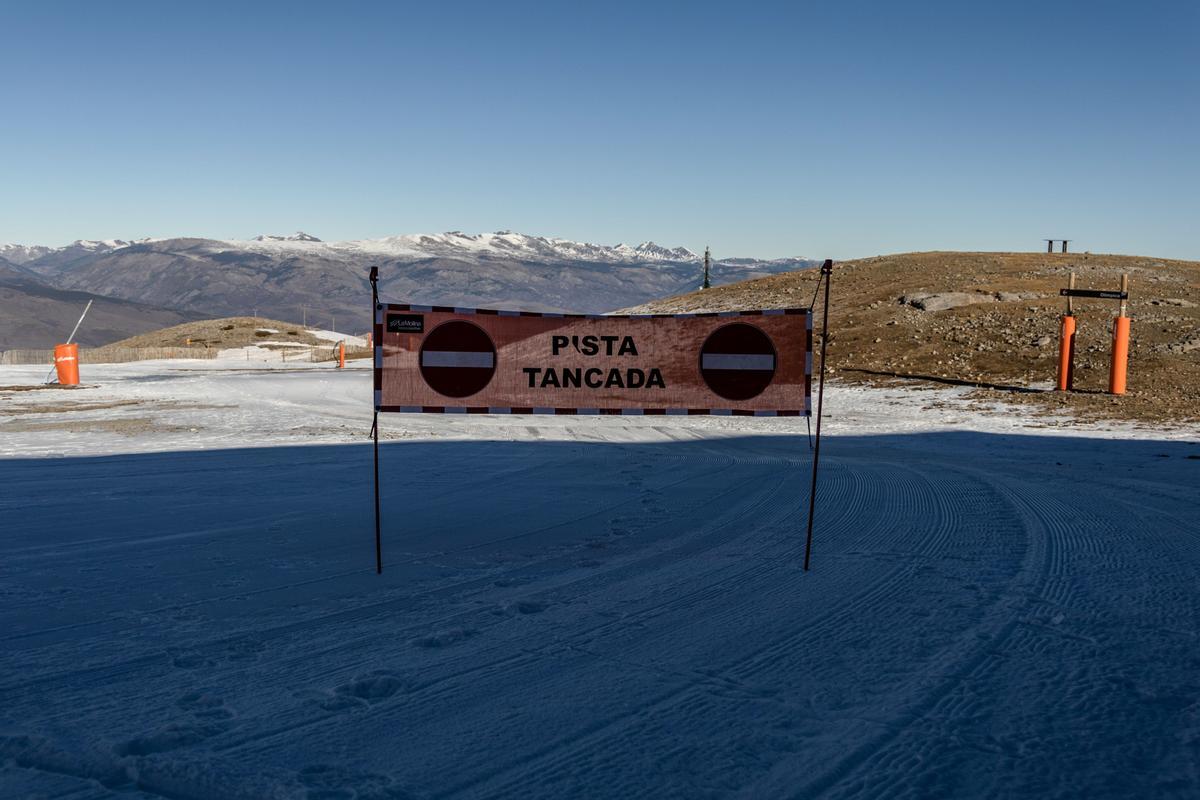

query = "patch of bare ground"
[[2, 399, 143, 415], [0, 417, 198, 435], [0, 384, 92, 393], [1, 399, 235, 416], [625, 251, 1200, 426]]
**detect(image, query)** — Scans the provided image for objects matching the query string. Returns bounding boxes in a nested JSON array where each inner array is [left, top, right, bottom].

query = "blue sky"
[[1, 0, 1196, 259]]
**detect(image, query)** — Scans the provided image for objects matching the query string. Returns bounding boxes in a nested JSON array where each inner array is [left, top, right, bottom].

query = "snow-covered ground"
[[2, 357, 1198, 798]]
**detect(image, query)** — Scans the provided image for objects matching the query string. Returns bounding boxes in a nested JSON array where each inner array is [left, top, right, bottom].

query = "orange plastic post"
[[1109, 316, 1130, 395], [337, 341, 346, 369], [53, 343, 80, 385], [1056, 315, 1076, 391]]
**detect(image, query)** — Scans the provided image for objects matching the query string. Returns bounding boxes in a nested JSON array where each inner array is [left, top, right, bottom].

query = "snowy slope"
[[2, 364, 1197, 798]]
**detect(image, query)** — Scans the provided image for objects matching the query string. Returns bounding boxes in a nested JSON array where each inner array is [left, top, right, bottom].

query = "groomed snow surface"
[[2, 356, 1199, 799]]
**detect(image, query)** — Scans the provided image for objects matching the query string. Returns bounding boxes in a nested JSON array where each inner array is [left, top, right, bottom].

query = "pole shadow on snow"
[[841, 367, 1047, 394]]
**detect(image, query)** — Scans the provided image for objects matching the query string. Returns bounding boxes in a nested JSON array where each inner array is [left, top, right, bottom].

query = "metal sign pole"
[[804, 259, 833, 571], [369, 266, 383, 574]]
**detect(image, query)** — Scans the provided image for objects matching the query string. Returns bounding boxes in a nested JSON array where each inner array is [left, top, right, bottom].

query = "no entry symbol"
[[699, 322, 777, 401], [419, 320, 497, 398]]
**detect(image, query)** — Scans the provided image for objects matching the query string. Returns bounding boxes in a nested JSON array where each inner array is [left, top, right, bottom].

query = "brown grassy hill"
[[107, 317, 356, 350], [628, 251, 1200, 425]]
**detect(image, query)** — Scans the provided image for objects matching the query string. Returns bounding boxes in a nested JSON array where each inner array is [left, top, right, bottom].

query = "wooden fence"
[[0, 347, 220, 365], [2, 343, 372, 366], [300, 345, 373, 363]]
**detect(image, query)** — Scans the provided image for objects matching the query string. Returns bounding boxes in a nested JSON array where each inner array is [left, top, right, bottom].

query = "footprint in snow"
[[333, 670, 412, 703], [114, 720, 230, 757], [411, 627, 478, 649], [168, 649, 214, 670], [221, 637, 266, 662], [176, 689, 236, 721], [492, 599, 552, 616]]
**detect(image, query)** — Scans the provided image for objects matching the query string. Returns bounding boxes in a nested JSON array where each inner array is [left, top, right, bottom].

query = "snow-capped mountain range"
[[0, 239, 132, 265], [235, 231, 706, 265], [5, 231, 799, 268], [1, 231, 817, 345]]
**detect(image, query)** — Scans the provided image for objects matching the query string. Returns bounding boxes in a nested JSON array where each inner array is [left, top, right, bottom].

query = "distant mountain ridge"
[[215, 230, 710, 265], [7, 231, 809, 271], [0, 239, 131, 266], [3, 231, 817, 337], [0, 256, 202, 349]]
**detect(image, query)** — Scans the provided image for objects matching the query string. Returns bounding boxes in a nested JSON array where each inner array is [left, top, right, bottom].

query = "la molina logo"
[[387, 314, 424, 334]]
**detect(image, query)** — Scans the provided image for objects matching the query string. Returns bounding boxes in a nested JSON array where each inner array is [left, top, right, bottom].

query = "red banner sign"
[[373, 304, 812, 415]]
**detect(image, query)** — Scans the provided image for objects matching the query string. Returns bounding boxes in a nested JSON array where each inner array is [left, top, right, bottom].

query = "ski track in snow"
[[1, 360, 1198, 799]]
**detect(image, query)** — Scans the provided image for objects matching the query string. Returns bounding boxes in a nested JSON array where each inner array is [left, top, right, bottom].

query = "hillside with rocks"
[[627, 251, 1200, 425], [106, 317, 363, 351]]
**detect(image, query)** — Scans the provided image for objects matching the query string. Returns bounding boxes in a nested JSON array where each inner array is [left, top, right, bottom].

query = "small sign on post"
[[1059, 288, 1129, 300]]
